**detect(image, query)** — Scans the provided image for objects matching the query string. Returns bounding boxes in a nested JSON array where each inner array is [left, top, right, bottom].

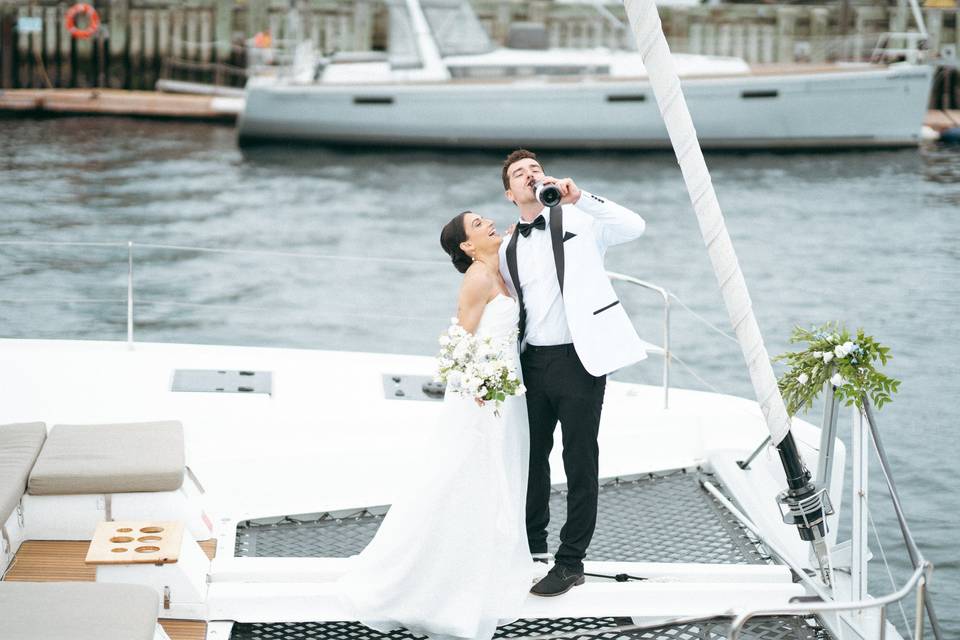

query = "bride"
[[336, 211, 532, 640]]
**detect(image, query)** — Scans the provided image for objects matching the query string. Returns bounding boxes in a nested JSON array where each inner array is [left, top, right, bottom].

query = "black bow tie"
[[518, 215, 546, 237]]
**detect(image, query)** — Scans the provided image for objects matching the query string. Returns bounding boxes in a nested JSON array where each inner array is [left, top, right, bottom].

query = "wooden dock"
[[0, 87, 240, 121], [2, 1, 959, 97]]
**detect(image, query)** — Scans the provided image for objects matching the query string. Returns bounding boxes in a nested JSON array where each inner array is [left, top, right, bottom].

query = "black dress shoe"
[[530, 564, 585, 597]]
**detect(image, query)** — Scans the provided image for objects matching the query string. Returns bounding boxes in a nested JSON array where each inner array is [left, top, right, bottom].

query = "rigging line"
[[581, 570, 646, 581], [668, 292, 738, 345], [670, 352, 726, 395], [868, 505, 912, 634], [0, 240, 128, 248], [131, 242, 450, 267], [135, 299, 444, 323], [0, 297, 126, 305]]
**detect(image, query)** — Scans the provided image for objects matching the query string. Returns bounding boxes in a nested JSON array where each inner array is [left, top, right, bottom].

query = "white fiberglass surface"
[[0, 338, 810, 525]]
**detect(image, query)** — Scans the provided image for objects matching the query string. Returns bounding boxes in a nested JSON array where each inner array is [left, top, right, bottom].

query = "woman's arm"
[[456, 268, 494, 334]]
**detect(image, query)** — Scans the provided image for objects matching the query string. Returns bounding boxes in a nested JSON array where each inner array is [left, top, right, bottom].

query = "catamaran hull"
[[237, 64, 932, 150]]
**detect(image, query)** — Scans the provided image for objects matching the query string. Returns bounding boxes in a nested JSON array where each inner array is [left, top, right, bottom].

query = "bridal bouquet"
[[435, 318, 526, 416]]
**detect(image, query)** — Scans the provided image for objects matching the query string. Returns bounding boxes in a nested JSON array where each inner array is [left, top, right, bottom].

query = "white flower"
[[822, 352, 834, 363], [812, 351, 822, 358], [834, 345, 846, 358], [438, 335, 450, 347], [797, 373, 809, 385], [452, 341, 470, 362], [830, 373, 845, 387]]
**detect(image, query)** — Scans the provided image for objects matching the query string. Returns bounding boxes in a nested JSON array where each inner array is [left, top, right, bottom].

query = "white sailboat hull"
[[238, 64, 933, 149]]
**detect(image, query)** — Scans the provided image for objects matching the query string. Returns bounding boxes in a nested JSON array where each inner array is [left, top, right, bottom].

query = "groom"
[[498, 149, 648, 597]]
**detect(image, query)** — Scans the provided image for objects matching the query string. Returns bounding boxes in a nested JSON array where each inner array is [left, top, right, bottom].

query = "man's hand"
[[542, 176, 581, 205]]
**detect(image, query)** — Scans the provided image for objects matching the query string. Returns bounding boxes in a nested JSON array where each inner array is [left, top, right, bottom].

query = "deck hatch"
[[171, 369, 272, 395]]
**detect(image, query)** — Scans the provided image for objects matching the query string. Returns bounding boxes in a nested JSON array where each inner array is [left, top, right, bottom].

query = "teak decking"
[[3, 538, 217, 640]]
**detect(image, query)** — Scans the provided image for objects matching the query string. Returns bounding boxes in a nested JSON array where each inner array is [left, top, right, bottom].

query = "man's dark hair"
[[501, 149, 540, 191]]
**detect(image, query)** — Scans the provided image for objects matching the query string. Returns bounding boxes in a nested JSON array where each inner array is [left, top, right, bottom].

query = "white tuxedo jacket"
[[499, 191, 648, 376]]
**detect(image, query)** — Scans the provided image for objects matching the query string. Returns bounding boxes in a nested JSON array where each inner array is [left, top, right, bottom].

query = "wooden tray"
[[85, 520, 183, 565]]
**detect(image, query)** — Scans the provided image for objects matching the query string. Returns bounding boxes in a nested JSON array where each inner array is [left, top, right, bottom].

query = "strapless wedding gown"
[[337, 294, 531, 640]]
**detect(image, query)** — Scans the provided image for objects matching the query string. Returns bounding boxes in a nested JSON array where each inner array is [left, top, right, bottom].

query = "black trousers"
[[521, 343, 606, 572]]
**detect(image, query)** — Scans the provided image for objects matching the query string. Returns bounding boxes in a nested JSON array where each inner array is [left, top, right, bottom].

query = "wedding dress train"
[[337, 294, 532, 640]]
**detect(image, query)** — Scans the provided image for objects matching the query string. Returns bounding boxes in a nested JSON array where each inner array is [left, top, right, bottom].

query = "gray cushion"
[[0, 422, 47, 525], [0, 581, 158, 640], [28, 421, 184, 496]]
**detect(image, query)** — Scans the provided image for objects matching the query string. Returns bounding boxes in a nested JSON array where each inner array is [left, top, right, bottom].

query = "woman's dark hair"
[[440, 211, 473, 274]]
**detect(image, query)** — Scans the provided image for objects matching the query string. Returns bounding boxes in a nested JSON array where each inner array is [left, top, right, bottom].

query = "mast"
[[621, 0, 833, 576]]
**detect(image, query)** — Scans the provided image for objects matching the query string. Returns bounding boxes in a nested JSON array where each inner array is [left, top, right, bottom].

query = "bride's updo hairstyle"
[[440, 211, 473, 274]]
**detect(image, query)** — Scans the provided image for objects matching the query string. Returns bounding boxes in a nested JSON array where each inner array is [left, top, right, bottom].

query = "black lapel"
[[550, 205, 564, 293], [505, 230, 526, 343]]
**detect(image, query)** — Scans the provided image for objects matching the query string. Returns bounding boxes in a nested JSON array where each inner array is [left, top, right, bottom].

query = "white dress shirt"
[[513, 205, 572, 347]]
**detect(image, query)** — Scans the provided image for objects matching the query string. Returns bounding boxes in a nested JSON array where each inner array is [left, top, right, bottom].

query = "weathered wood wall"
[[1, 1, 958, 91]]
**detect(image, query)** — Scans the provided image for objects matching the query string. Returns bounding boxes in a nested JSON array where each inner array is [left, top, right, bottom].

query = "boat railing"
[[728, 562, 933, 640], [0, 239, 942, 638], [0, 239, 744, 409], [606, 271, 670, 408], [703, 477, 938, 640], [870, 31, 930, 65]]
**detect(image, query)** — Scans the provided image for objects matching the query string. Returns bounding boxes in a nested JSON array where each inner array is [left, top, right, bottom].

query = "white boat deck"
[[0, 338, 840, 566]]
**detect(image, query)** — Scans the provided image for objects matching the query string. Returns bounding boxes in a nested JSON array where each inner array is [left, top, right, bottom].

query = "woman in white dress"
[[336, 211, 532, 640]]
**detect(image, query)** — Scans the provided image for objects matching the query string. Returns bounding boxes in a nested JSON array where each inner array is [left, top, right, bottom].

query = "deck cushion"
[[0, 422, 47, 525], [0, 581, 158, 640], [28, 421, 184, 496]]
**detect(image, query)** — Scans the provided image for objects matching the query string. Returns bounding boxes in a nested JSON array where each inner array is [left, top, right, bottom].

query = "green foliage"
[[772, 322, 900, 416]]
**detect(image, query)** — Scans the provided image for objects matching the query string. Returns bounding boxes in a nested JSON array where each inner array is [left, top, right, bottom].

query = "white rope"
[[869, 504, 912, 633], [623, 0, 791, 445]]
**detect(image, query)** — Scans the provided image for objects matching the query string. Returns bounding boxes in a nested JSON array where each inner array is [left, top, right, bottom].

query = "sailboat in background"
[[237, 0, 932, 149]]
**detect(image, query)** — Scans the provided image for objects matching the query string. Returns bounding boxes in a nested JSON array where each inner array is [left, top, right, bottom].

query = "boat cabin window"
[[387, 1, 423, 69], [421, 0, 494, 57]]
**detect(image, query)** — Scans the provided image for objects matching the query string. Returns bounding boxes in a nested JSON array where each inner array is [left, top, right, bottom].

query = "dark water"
[[1, 118, 958, 635]]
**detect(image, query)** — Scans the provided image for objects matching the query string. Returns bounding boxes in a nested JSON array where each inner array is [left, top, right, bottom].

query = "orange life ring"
[[65, 3, 100, 40], [253, 31, 272, 49]]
